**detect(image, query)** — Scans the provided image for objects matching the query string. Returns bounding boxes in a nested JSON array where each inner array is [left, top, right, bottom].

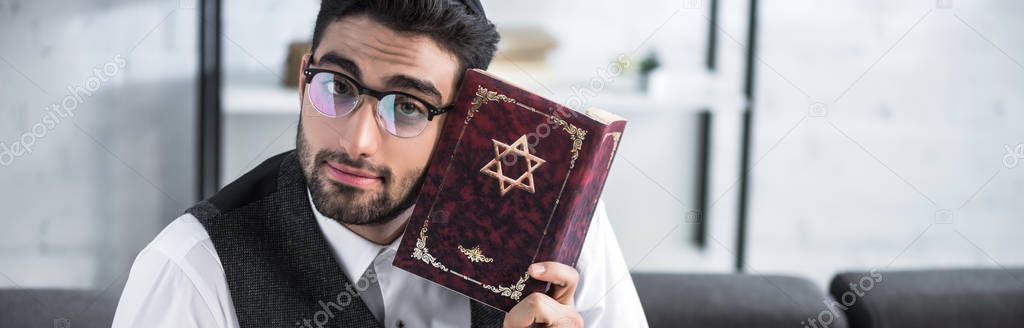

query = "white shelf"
[[224, 85, 300, 115]]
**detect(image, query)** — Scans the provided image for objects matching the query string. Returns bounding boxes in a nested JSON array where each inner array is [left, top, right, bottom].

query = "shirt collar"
[[307, 189, 402, 282]]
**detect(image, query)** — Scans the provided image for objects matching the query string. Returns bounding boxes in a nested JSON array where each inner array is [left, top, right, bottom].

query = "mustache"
[[314, 150, 392, 181]]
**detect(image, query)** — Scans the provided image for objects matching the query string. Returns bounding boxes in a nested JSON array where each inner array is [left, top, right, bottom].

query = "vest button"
[[395, 320, 405, 328]]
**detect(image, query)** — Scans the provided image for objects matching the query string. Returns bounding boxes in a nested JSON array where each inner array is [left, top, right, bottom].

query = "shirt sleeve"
[[112, 214, 237, 328], [573, 200, 650, 327]]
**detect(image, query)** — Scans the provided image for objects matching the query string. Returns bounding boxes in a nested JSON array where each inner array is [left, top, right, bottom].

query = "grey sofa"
[[2, 268, 1022, 327], [830, 268, 1024, 328], [631, 268, 1024, 328], [633, 273, 848, 328], [0, 288, 120, 327]]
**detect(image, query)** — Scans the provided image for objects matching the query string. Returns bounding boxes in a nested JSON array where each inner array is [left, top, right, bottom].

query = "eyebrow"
[[384, 75, 443, 105], [316, 52, 362, 81], [315, 51, 444, 105]]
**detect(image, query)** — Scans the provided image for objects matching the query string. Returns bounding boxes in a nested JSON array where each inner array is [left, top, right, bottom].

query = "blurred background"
[[2, 0, 1023, 325]]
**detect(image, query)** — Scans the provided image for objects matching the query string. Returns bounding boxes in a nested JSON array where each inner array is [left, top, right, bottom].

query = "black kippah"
[[458, 0, 487, 19]]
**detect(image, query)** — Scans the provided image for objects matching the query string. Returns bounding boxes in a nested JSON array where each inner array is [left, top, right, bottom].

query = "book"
[[392, 68, 627, 312]]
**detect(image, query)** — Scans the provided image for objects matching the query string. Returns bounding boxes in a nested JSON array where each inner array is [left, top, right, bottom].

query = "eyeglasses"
[[303, 66, 452, 138]]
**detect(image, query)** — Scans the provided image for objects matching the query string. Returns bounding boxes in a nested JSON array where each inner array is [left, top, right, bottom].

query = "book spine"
[[537, 119, 627, 267]]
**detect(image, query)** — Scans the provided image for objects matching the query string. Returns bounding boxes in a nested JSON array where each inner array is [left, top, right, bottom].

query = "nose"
[[337, 98, 383, 159]]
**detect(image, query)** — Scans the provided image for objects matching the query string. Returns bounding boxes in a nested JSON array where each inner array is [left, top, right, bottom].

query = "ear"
[[298, 53, 311, 104]]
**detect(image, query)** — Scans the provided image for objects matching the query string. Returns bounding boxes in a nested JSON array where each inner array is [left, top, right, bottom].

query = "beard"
[[296, 121, 426, 226]]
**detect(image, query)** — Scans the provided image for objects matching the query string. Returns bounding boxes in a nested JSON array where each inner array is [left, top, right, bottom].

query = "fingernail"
[[531, 264, 545, 275]]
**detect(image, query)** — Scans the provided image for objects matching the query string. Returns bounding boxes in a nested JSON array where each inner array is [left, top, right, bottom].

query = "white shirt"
[[113, 195, 648, 327]]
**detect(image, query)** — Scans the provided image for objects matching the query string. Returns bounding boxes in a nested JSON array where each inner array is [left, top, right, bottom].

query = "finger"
[[504, 293, 581, 328], [529, 262, 579, 304], [504, 293, 557, 327]]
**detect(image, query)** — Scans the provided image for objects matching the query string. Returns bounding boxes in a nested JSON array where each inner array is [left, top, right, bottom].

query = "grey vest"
[[187, 151, 505, 327]]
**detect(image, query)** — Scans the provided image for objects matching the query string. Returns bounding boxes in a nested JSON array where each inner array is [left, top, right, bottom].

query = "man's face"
[[297, 14, 460, 226]]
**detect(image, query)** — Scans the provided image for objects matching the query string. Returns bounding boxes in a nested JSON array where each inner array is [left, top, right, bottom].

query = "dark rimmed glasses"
[[303, 66, 452, 138]]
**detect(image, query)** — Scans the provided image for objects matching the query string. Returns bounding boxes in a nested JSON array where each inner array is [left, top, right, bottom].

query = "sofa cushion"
[[830, 268, 1024, 328], [634, 273, 847, 328]]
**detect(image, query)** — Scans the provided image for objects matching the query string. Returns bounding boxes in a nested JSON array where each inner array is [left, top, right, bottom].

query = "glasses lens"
[[377, 94, 430, 138], [308, 72, 359, 118]]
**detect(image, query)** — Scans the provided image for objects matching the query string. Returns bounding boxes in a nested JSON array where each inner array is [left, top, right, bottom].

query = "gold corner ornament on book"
[[479, 135, 547, 196], [458, 245, 495, 263], [393, 68, 628, 312]]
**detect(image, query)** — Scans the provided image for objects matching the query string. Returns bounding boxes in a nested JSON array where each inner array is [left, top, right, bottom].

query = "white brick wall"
[[0, 0, 197, 288], [749, 0, 1024, 286]]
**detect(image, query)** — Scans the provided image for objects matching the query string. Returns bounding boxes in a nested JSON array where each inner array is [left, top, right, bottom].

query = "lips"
[[323, 161, 383, 188]]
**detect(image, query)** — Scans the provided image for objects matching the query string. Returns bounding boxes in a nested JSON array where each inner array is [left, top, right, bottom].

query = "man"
[[113, 0, 647, 327]]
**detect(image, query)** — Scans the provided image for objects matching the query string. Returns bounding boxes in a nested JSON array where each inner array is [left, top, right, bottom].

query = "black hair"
[[311, 0, 500, 71]]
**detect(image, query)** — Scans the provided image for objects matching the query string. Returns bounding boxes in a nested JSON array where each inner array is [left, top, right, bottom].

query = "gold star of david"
[[479, 135, 546, 196]]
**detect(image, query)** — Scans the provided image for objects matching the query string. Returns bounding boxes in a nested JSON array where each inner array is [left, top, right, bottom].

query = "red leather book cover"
[[392, 69, 626, 312]]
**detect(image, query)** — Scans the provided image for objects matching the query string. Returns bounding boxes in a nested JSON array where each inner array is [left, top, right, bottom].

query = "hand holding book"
[[502, 262, 584, 327]]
